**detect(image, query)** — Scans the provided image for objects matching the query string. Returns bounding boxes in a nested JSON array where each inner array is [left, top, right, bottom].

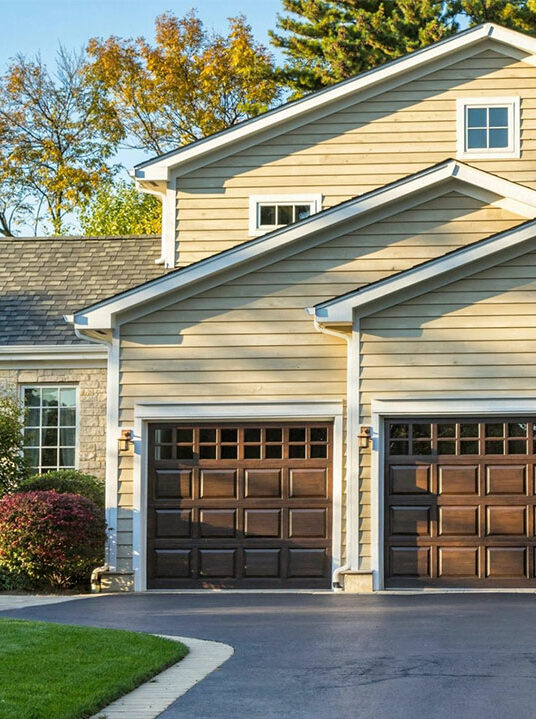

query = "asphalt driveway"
[[3, 592, 536, 719]]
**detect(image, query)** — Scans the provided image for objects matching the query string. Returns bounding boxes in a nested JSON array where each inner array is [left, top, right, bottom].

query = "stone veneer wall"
[[0, 368, 107, 480]]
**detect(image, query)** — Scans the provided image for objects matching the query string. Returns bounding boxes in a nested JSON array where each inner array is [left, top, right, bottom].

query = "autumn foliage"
[[0, 491, 105, 589], [85, 12, 282, 154]]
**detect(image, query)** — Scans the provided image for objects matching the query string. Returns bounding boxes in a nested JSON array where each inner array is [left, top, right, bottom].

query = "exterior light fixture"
[[118, 429, 133, 452], [358, 426, 371, 449]]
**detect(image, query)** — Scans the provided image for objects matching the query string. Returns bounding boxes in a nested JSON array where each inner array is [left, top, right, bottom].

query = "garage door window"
[[153, 426, 329, 461], [389, 421, 532, 456]]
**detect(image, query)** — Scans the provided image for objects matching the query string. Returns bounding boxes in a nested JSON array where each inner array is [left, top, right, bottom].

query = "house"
[[8, 22, 536, 591]]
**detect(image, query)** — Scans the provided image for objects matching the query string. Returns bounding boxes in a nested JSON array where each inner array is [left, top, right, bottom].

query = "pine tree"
[[270, 1, 456, 97], [447, 0, 536, 31]]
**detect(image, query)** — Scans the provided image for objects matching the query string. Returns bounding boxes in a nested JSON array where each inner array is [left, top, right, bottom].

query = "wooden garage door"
[[385, 418, 536, 588], [147, 422, 332, 589]]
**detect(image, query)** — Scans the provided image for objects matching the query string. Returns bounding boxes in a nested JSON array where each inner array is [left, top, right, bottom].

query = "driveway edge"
[[92, 634, 234, 719]]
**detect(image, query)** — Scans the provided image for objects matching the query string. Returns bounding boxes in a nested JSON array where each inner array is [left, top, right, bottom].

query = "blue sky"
[[1, 1, 284, 68]]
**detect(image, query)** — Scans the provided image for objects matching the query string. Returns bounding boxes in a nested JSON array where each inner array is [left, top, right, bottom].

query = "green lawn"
[[0, 618, 188, 719]]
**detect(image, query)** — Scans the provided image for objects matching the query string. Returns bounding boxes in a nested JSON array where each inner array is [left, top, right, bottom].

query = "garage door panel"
[[389, 506, 430, 536], [289, 509, 327, 538], [390, 465, 430, 494], [154, 469, 193, 499], [155, 510, 192, 538], [389, 547, 430, 577], [486, 506, 526, 536], [438, 547, 479, 577], [199, 510, 237, 538], [438, 506, 478, 536], [244, 549, 281, 577], [147, 423, 332, 588], [289, 468, 328, 498], [199, 549, 236, 578], [245, 469, 281, 498], [244, 509, 281, 538], [486, 547, 527, 577], [438, 466, 478, 495], [486, 465, 526, 494], [155, 549, 191, 578], [199, 470, 237, 499], [288, 548, 327, 577], [385, 418, 536, 588]]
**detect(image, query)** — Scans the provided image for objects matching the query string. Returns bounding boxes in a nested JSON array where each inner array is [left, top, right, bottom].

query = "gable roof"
[[0, 236, 166, 344], [133, 23, 536, 182], [70, 160, 536, 332], [310, 218, 536, 324]]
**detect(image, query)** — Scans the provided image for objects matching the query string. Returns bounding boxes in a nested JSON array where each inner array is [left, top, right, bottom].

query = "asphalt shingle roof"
[[0, 236, 166, 344]]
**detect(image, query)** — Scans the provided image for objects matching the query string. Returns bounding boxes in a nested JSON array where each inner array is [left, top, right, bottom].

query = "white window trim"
[[369, 396, 536, 591], [19, 384, 80, 474], [130, 400, 343, 592], [248, 194, 322, 236], [456, 96, 520, 159]]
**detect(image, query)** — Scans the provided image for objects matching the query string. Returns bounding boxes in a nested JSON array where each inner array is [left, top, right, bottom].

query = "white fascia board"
[[0, 344, 107, 361], [452, 162, 536, 211], [71, 159, 536, 330], [313, 220, 536, 324], [132, 23, 536, 180]]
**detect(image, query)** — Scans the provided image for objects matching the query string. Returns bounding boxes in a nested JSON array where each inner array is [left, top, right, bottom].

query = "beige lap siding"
[[0, 368, 107, 480], [359, 250, 536, 570], [116, 190, 525, 571], [175, 46, 536, 265]]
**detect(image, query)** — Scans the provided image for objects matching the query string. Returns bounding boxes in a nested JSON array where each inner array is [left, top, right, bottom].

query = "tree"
[[0, 48, 120, 235], [0, 394, 27, 494], [446, 0, 536, 30], [0, 182, 32, 237], [270, 1, 457, 97], [84, 11, 282, 155], [79, 178, 161, 236]]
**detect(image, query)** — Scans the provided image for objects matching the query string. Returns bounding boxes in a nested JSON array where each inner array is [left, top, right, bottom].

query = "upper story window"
[[22, 386, 78, 475], [249, 194, 322, 236], [456, 97, 520, 159]]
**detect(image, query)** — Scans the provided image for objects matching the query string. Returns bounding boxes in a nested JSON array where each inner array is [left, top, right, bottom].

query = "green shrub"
[[0, 490, 105, 589], [0, 394, 27, 494], [18, 470, 105, 508]]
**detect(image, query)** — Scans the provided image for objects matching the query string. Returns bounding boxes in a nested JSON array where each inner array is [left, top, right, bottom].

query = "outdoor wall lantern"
[[118, 429, 133, 452], [358, 426, 371, 449]]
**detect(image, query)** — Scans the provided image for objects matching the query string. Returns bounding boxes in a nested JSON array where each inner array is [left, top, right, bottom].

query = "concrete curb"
[[92, 634, 234, 719]]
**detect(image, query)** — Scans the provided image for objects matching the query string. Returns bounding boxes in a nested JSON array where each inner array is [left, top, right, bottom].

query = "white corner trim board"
[[91, 635, 234, 719], [312, 217, 536, 324], [130, 400, 344, 592], [70, 160, 536, 332], [368, 396, 536, 590], [133, 23, 536, 181]]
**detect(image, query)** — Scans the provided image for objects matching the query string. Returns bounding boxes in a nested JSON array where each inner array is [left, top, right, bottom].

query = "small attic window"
[[249, 194, 322, 236], [456, 97, 520, 159]]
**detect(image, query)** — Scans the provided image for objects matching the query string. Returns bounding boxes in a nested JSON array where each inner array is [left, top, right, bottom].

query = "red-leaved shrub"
[[0, 490, 105, 589]]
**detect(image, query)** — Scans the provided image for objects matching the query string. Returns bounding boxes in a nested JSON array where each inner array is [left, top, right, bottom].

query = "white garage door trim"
[[132, 400, 344, 592], [370, 397, 536, 591]]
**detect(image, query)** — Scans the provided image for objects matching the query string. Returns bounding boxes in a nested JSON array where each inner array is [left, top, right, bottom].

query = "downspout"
[[312, 317, 352, 591], [68, 321, 119, 572]]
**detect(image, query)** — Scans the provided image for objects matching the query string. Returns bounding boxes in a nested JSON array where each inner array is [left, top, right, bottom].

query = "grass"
[[0, 618, 188, 719]]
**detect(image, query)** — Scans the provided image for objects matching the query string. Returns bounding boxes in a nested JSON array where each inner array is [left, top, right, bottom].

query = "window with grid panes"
[[22, 386, 77, 474]]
